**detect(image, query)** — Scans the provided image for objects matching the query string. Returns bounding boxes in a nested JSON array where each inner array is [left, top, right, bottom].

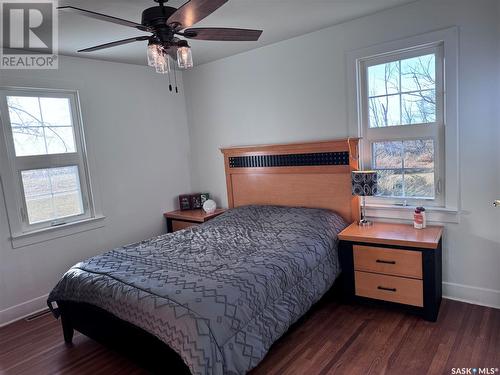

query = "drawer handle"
[[376, 259, 396, 265], [377, 286, 397, 292]]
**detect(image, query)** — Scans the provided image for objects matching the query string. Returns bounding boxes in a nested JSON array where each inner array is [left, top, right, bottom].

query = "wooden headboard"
[[220, 139, 360, 223]]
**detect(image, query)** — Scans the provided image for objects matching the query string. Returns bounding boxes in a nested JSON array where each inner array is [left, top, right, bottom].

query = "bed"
[[47, 139, 360, 375]]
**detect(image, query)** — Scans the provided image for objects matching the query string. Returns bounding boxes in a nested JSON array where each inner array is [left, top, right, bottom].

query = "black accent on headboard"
[[228, 151, 350, 168]]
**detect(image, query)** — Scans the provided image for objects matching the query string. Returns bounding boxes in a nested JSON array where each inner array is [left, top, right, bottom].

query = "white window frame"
[[346, 27, 459, 223], [359, 44, 445, 207], [0, 87, 104, 247]]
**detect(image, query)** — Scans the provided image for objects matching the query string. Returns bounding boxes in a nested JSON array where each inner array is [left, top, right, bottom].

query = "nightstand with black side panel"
[[338, 222, 443, 321], [164, 209, 226, 233]]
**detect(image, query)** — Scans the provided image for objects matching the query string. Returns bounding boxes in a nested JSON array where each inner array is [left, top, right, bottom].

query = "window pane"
[[6, 96, 77, 156], [369, 95, 400, 128], [20, 169, 50, 197], [400, 54, 435, 92], [21, 166, 84, 224], [25, 195, 54, 224], [366, 52, 437, 128], [367, 61, 399, 96], [404, 139, 434, 168], [11, 127, 47, 156], [373, 141, 402, 169], [40, 97, 72, 125], [53, 191, 83, 218], [50, 166, 80, 193], [404, 170, 434, 198], [45, 127, 76, 154], [372, 139, 435, 199], [376, 170, 403, 197], [7, 96, 42, 127], [401, 90, 436, 124]]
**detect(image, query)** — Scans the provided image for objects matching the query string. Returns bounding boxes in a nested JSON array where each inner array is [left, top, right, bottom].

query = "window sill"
[[10, 215, 106, 249], [365, 204, 459, 224]]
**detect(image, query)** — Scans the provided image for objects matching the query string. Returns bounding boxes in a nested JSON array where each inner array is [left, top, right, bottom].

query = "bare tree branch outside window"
[[4, 95, 84, 224], [367, 54, 436, 199], [9, 103, 70, 153]]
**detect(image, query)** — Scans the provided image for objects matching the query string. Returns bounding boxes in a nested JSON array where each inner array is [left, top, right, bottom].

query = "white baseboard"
[[0, 294, 49, 327], [443, 282, 500, 309]]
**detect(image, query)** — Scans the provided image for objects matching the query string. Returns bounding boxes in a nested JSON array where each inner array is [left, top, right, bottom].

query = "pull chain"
[[167, 58, 173, 92], [173, 63, 178, 93]]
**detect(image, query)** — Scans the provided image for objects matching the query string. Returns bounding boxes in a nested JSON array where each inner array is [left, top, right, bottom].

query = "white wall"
[[184, 0, 500, 307], [0, 55, 192, 325], [1, 0, 498, 326]]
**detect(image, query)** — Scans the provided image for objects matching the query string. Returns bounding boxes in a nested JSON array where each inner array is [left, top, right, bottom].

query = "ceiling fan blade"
[[58, 6, 148, 31], [78, 36, 150, 52], [167, 0, 228, 29], [182, 27, 262, 41]]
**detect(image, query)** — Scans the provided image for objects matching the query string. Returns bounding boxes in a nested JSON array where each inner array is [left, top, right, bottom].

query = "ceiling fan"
[[58, 0, 263, 73]]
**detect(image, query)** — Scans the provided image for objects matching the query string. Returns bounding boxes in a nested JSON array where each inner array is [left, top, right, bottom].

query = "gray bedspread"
[[47, 205, 347, 375]]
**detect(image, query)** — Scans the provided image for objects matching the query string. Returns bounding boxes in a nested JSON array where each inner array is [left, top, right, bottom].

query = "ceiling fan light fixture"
[[147, 42, 163, 67], [61, 1, 263, 76], [155, 54, 171, 74], [177, 45, 193, 69], [147, 41, 171, 74]]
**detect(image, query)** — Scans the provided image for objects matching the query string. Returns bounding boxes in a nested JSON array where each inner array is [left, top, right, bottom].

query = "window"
[[0, 88, 94, 236], [359, 44, 445, 206]]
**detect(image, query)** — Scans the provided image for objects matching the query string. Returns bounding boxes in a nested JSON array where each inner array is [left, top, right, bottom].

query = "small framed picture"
[[179, 195, 191, 210], [190, 194, 202, 209]]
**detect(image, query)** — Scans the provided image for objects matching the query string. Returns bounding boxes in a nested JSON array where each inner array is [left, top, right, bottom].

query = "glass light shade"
[[147, 43, 163, 67], [177, 46, 193, 69], [154, 54, 171, 74]]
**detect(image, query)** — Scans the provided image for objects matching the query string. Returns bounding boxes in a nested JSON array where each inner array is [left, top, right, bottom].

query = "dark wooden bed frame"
[[58, 301, 190, 374], [58, 287, 344, 374], [56, 139, 360, 373]]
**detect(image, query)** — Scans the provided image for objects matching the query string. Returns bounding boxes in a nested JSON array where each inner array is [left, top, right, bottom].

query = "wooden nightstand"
[[163, 209, 226, 233], [338, 222, 443, 321]]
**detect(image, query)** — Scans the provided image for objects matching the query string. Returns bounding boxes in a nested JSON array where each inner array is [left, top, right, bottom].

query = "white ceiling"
[[58, 0, 416, 66]]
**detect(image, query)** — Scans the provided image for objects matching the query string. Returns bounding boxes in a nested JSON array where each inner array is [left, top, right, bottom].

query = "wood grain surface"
[[1, 298, 498, 374]]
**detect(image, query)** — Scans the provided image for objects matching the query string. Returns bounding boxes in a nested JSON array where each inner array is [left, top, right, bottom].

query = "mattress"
[[48, 205, 347, 375]]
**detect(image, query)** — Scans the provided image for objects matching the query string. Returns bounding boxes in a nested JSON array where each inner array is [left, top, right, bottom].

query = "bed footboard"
[[57, 301, 190, 374]]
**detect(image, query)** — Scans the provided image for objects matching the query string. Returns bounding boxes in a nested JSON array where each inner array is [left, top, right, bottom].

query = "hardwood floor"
[[1, 298, 498, 374]]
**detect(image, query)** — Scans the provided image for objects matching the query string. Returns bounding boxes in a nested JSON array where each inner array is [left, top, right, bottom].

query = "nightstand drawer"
[[354, 271, 423, 307], [353, 245, 422, 279], [171, 220, 198, 232]]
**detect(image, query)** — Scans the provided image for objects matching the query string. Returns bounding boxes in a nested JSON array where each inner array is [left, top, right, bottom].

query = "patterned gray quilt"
[[47, 205, 347, 375]]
